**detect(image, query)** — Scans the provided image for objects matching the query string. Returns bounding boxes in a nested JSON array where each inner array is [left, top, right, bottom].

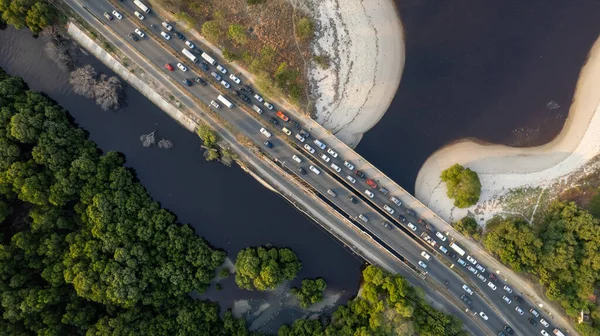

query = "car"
[[210, 100, 220, 109], [364, 190, 374, 198], [462, 284, 474, 295], [211, 72, 222, 80], [269, 117, 279, 125], [304, 144, 315, 154], [331, 163, 341, 173], [103, 12, 113, 20], [241, 85, 254, 94], [498, 332, 506, 336], [200, 62, 209, 71], [297, 167, 306, 175], [448, 251, 457, 258], [292, 155, 302, 163], [479, 312, 489, 321], [435, 231, 447, 242], [504, 325, 514, 335], [216, 65, 227, 74], [177, 63, 187, 71], [182, 79, 192, 86], [503, 285, 513, 293], [253, 94, 264, 102], [514, 295, 523, 303], [383, 204, 395, 215], [467, 266, 478, 275], [264, 141, 273, 148], [457, 258, 467, 266], [264, 101, 274, 110], [320, 154, 330, 163], [528, 318, 537, 326], [128, 33, 139, 41], [405, 208, 416, 216], [185, 40, 195, 49], [439, 245, 448, 254], [343, 161, 355, 170], [421, 251, 431, 260], [366, 179, 378, 188], [515, 306, 524, 315], [309, 165, 320, 175], [540, 318, 549, 328], [502, 296, 512, 304], [195, 77, 207, 86], [300, 129, 311, 138], [460, 294, 472, 305], [488, 282, 497, 290], [134, 11, 144, 20], [327, 189, 337, 197], [381, 221, 392, 230], [541, 331, 550, 336], [259, 128, 271, 138], [112, 10, 122, 19], [390, 196, 402, 206], [160, 31, 171, 40], [220, 80, 230, 89], [229, 73, 241, 84], [291, 120, 301, 130], [466, 255, 477, 265], [489, 273, 497, 281], [348, 195, 358, 204], [398, 215, 407, 222], [407, 223, 417, 231], [175, 32, 185, 40], [354, 170, 366, 178], [162, 22, 173, 31], [313, 139, 327, 150], [418, 261, 427, 269], [327, 148, 338, 158], [238, 92, 251, 103], [379, 187, 389, 195], [530, 308, 540, 318], [358, 214, 368, 223], [476, 273, 486, 281], [475, 264, 486, 273], [347, 175, 356, 185], [282, 127, 292, 136], [134, 28, 145, 38], [165, 63, 174, 71]]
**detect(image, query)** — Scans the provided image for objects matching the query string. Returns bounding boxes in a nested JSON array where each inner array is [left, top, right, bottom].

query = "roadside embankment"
[[308, 0, 405, 148], [415, 35, 600, 224]]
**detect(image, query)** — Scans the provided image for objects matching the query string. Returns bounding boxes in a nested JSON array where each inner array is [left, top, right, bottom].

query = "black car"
[[448, 251, 457, 258], [489, 273, 497, 281], [264, 141, 273, 148], [528, 318, 537, 326], [195, 77, 207, 86], [497, 332, 506, 336], [460, 294, 472, 306], [514, 295, 524, 304], [398, 215, 407, 222], [354, 170, 366, 178], [298, 167, 306, 175], [239, 94, 251, 103], [503, 325, 514, 335], [299, 129, 310, 138], [242, 84, 254, 94], [406, 208, 416, 216], [348, 195, 358, 204], [239, 86, 252, 94], [175, 32, 185, 40], [291, 120, 301, 130], [182, 79, 192, 86], [269, 117, 279, 125], [200, 62, 209, 71], [128, 33, 139, 41]]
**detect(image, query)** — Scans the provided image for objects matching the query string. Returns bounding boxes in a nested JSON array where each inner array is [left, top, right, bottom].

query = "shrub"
[[227, 24, 247, 45], [201, 20, 223, 43], [296, 17, 313, 40], [313, 55, 329, 69], [440, 164, 481, 208], [223, 49, 239, 62]]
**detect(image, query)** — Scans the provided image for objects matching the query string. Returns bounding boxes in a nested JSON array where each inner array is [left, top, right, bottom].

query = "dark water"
[[358, 0, 600, 193], [0, 27, 363, 331]]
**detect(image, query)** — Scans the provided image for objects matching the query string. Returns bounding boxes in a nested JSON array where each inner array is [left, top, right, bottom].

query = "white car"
[[229, 73, 241, 84], [515, 306, 524, 315], [418, 261, 427, 269], [466, 255, 477, 265], [390, 196, 401, 206], [502, 296, 512, 304], [331, 163, 341, 173], [343, 161, 355, 170], [210, 100, 220, 109], [264, 101, 274, 110], [327, 148, 338, 158], [540, 319, 549, 328], [160, 31, 171, 40], [383, 204, 395, 215], [134, 11, 144, 20], [435, 232, 447, 242], [216, 65, 227, 74], [282, 127, 292, 136], [303, 144, 315, 154], [176, 63, 187, 71], [259, 127, 271, 138], [479, 312, 488, 321], [421, 251, 431, 260], [309, 165, 320, 175], [313, 139, 327, 150], [112, 10, 123, 20], [292, 155, 302, 163], [487, 282, 497, 290], [503, 285, 513, 293], [254, 94, 264, 102], [364, 190, 374, 198], [134, 28, 145, 38], [220, 80, 230, 89], [320, 154, 330, 163], [295, 134, 305, 142], [467, 266, 478, 275], [162, 22, 173, 31], [541, 331, 550, 336], [407, 223, 417, 231], [462, 284, 474, 295], [346, 175, 356, 184], [185, 40, 195, 49]]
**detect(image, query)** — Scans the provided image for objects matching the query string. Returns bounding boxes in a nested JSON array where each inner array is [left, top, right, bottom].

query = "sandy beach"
[[308, 0, 405, 148], [415, 34, 600, 224]]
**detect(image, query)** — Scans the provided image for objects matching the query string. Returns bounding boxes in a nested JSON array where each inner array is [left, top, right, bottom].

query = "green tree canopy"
[[440, 164, 481, 208], [235, 246, 302, 291], [453, 216, 481, 240], [291, 278, 327, 308]]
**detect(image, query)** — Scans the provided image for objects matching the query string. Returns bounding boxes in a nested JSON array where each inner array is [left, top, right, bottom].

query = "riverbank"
[[415, 34, 600, 224], [308, 0, 405, 148]]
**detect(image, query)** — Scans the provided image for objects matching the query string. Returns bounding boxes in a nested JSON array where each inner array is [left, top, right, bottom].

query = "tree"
[[295, 18, 313, 40], [69, 65, 97, 99], [69, 65, 123, 111], [201, 20, 223, 43], [247, 0, 266, 4], [453, 216, 481, 240], [24, 1, 56, 33], [45, 41, 72, 72], [139, 131, 156, 147], [291, 278, 327, 308], [440, 164, 481, 208], [482, 217, 541, 272], [197, 125, 217, 147], [223, 49, 239, 62], [228, 24, 247, 45], [234, 247, 301, 291]]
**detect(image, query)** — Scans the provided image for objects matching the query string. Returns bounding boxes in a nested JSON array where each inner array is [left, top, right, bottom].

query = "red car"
[[165, 63, 174, 71], [366, 179, 378, 188]]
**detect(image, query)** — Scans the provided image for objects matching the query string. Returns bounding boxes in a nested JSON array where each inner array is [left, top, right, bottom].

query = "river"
[[358, 0, 600, 193], [0, 26, 363, 333]]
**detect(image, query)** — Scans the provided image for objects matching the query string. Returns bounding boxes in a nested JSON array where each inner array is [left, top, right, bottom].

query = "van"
[[327, 189, 337, 197], [251, 105, 263, 114]]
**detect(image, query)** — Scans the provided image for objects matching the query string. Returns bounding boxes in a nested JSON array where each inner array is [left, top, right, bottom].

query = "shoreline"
[[414, 34, 600, 224], [308, 0, 405, 148]]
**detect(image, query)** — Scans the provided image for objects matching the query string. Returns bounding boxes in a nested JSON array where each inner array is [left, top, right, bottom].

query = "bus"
[[217, 95, 233, 108], [133, 0, 151, 13], [449, 242, 466, 257], [201, 52, 216, 65], [181, 49, 198, 63]]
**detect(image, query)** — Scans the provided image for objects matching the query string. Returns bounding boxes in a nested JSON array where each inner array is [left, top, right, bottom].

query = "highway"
[[66, 1, 567, 335]]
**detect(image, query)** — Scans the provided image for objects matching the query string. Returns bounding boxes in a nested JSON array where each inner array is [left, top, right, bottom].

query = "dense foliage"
[[483, 202, 600, 333], [279, 266, 466, 336], [440, 164, 481, 208], [0, 69, 254, 334], [453, 216, 481, 240], [235, 246, 302, 291], [291, 278, 327, 308], [0, 0, 57, 33]]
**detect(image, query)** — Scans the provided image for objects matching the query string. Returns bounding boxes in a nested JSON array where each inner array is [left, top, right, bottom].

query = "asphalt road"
[[65, 1, 567, 335]]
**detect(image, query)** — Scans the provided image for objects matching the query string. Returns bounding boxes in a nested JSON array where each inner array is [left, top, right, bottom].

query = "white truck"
[[449, 242, 466, 257], [133, 0, 150, 13], [217, 95, 233, 108], [182, 48, 197, 63], [201, 52, 216, 65]]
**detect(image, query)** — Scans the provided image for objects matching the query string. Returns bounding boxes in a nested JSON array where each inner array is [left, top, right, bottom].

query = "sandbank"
[[308, 0, 405, 148], [415, 34, 600, 224]]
